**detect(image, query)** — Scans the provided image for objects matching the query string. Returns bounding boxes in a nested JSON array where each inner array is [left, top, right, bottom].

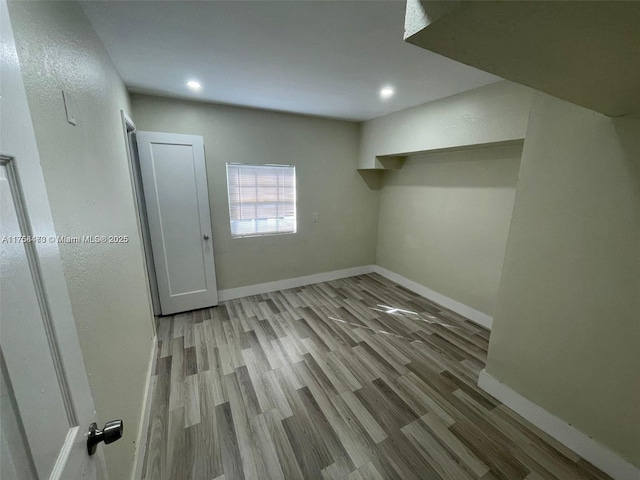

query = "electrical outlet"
[[313, 213, 319, 222]]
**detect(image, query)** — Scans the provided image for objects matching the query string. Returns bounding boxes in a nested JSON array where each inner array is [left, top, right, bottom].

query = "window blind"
[[226, 163, 296, 237]]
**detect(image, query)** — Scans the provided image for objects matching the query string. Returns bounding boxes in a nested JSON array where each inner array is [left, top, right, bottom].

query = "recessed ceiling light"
[[379, 86, 395, 99], [187, 80, 202, 91]]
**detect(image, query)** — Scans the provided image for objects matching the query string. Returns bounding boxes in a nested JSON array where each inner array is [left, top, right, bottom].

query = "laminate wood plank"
[[402, 419, 476, 480], [278, 335, 304, 364], [325, 350, 362, 392], [141, 274, 613, 480], [352, 327, 411, 373], [405, 359, 458, 395], [524, 472, 550, 480], [443, 370, 499, 411], [216, 402, 244, 480], [165, 407, 188, 480], [302, 343, 350, 395], [396, 373, 456, 426], [494, 405, 581, 463], [141, 376, 167, 480], [518, 441, 606, 480], [333, 345, 379, 384], [324, 314, 363, 346], [375, 430, 444, 480], [281, 388, 333, 479], [296, 362, 370, 470], [450, 420, 530, 480], [248, 413, 286, 480], [223, 320, 245, 369], [183, 317, 195, 348], [575, 459, 614, 480], [259, 315, 280, 342], [193, 323, 209, 373], [249, 315, 283, 370], [184, 346, 197, 377], [408, 339, 453, 373], [338, 390, 387, 443], [207, 345, 228, 406], [276, 362, 306, 391], [351, 344, 399, 383], [297, 385, 356, 476], [298, 307, 339, 352], [299, 350, 341, 397], [218, 301, 241, 319], [262, 369, 294, 419], [239, 298, 258, 328], [270, 337, 292, 368], [354, 381, 417, 434], [188, 371, 223, 480], [211, 314, 225, 347], [172, 313, 186, 338], [321, 462, 343, 480], [224, 372, 259, 479], [168, 338, 185, 411], [183, 374, 201, 428], [235, 365, 261, 417], [261, 407, 305, 479], [421, 411, 490, 477], [347, 461, 385, 480], [241, 347, 273, 414]]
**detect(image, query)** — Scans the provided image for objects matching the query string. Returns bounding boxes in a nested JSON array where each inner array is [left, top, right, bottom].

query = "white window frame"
[[225, 162, 297, 238]]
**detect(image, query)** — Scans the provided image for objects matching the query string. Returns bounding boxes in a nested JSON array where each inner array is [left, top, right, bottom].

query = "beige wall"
[[8, 2, 155, 479], [359, 80, 532, 168], [377, 144, 522, 317], [130, 94, 379, 290], [486, 92, 640, 466]]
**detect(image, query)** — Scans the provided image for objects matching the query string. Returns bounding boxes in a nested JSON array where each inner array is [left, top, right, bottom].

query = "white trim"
[[478, 370, 640, 480], [130, 337, 158, 480], [120, 111, 161, 321], [218, 265, 376, 301], [372, 265, 493, 330]]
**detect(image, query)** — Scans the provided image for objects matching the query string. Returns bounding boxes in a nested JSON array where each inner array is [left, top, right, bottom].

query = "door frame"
[[120, 111, 162, 319]]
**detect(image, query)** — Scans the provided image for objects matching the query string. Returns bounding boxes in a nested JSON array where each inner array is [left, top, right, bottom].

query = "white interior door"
[[136, 131, 218, 315], [1, 3, 112, 478]]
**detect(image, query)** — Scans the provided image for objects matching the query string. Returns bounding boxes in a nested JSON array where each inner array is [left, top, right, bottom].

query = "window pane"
[[226, 163, 296, 237]]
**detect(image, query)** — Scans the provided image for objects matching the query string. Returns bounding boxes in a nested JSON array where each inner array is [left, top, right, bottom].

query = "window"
[[226, 163, 296, 238]]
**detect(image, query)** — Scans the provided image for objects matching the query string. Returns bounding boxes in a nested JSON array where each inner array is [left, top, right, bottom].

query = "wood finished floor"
[[142, 273, 612, 480]]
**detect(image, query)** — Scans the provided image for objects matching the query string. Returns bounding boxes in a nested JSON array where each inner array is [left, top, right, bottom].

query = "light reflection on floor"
[[326, 301, 460, 343]]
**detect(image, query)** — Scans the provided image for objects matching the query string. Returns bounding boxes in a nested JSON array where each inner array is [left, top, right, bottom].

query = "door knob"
[[203, 234, 210, 240], [87, 420, 123, 455]]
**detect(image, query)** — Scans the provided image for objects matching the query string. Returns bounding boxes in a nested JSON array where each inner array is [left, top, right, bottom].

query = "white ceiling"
[[80, 1, 500, 121]]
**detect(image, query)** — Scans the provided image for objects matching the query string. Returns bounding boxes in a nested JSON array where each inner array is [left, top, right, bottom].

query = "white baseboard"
[[478, 370, 640, 480], [373, 265, 493, 330], [131, 337, 157, 480], [218, 265, 376, 301]]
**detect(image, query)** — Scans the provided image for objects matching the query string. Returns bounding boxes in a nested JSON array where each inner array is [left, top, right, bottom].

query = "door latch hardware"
[[87, 420, 123, 455]]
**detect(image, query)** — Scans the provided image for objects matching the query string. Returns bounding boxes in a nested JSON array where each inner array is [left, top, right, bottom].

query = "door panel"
[[0, 164, 70, 478], [1, 354, 37, 480], [137, 132, 218, 314], [0, 155, 105, 480], [152, 143, 208, 295]]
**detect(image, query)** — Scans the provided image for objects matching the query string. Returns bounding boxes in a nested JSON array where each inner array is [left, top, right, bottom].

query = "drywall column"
[[484, 92, 640, 473]]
